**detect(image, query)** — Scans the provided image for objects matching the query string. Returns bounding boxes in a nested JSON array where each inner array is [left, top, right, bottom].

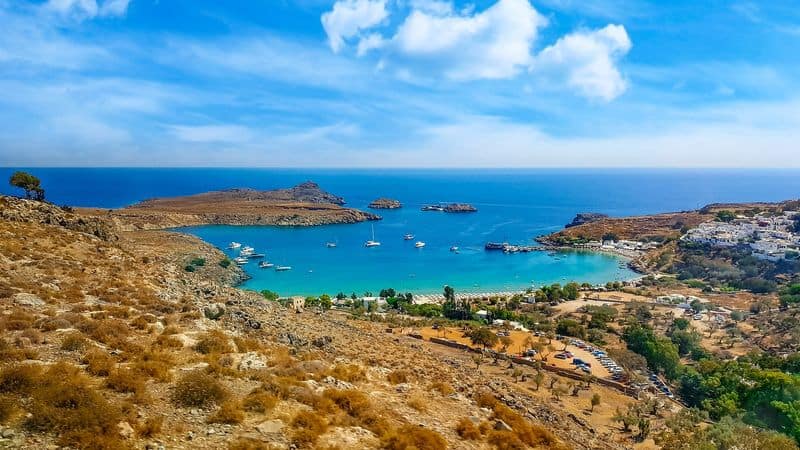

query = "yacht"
[[275, 266, 292, 271], [239, 246, 255, 256], [365, 224, 381, 247], [233, 257, 249, 265], [415, 241, 426, 248], [227, 242, 242, 249], [326, 242, 337, 248], [450, 246, 459, 252], [247, 253, 265, 259], [258, 261, 274, 269], [403, 233, 415, 240]]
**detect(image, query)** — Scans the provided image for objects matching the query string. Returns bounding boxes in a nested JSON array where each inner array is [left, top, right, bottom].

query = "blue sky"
[[0, 0, 798, 167]]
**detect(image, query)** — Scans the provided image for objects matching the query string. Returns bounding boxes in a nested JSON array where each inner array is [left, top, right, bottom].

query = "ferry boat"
[[485, 242, 508, 250], [275, 266, 292, 271], [258, 261, 274, 269], [365, 224, 381, 247], [227, 242, 242, 249], [403, 233, 415, 240], [415, 241, 426, 248]]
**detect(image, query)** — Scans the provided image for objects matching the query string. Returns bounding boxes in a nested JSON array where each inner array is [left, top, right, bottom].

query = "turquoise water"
[[3, 168, 799, 296]]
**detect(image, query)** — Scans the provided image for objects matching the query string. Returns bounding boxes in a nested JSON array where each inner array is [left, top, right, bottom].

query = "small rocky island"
[[78, 181, 380, 229], [565, 212, 609, 228], [368, 198, 402, 209], [421, 203, 478, 213]]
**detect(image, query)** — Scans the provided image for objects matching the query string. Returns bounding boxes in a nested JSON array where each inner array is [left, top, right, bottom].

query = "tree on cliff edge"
[[9, 171, 45, 201]]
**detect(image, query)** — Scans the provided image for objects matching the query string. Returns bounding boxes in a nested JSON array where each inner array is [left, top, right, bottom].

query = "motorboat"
[[450, 246, 459, 252], [227, 242, 242, 249], [247, 253, 265, 259], [233, 257, 249, 265], [403, 233, 415, 240], [415, 241, 426, 248], [326, 242, 337, 248], [258, 261, 274, 269], [275, 266, 292, 271]]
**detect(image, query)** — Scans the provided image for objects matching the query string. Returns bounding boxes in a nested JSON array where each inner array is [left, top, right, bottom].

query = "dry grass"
[[83, 348, 116, 376], [387, 369, 410, 385], [328, 363, 367, 383], [136, 416, 163, 438], [243, 389, 278, 413], [106, 368, 147, 399], [60, 332, 88, 352], [194, 330, 234, 355], [407, 393, 428, 412], [171, 370, 228, 408], [0, 363, 42, 394], [0, 395, 16, 423], [380, 424, 447, 450], [455, 418, 482, 440], [429, 380, 454, 396], [208, 399, 245, 424], [290, 410, 328, 448]]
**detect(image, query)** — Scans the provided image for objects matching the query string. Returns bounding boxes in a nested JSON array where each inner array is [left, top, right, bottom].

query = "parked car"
[[554, 353, 568, 359]]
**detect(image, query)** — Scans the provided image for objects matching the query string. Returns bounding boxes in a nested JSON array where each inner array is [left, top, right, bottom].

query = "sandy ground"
[[417, 327, 612, 378]]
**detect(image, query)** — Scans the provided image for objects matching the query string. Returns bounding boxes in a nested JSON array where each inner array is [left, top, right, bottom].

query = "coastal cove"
[[4, 168, 800, 295]]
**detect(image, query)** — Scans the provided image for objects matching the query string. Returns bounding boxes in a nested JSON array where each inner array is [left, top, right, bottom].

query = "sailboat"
[[365, 224, 381, 247]]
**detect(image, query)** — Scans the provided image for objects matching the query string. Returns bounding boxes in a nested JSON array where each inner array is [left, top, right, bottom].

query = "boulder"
[[203, 303, 225, 320], [117, 421, 135, 439], [238, 352, 268, 371], [13, 293, 45, 308], [256, 419, 284, 435]]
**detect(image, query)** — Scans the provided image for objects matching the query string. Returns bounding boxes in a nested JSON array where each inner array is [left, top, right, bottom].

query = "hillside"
[[0, 196, 623, 450], [77, 182, 380, 230]]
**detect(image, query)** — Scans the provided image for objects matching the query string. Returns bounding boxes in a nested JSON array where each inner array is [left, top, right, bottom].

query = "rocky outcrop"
[[0, 195, 117, 240], [368, 198, 402, 209], [443, 203, 477, 213], [284, 181, 345, 205], [565, 212, 609, 228]]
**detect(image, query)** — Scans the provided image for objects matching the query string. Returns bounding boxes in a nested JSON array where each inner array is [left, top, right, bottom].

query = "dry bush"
[[60, 332, 88, 352], [258, 375, 301, 400], [486, 430, 526, 449], [328, 363, 366, 383], [208, 400, 244, 424], [229, 438, 273, 450], [0, 339, 23, 362], [243, 388, 278, 413], [429, 381, 454, 396], [106, 368, 146, 397], [387, 369, 410, 385], [194, 330, 234, 355], [455, 418, 482, 440], [24, 362, 124, 449], [83, 348, 116, 377], [0, 363, 43, 394], [474, 391, 498, 409], [38, 317, 71, 332], [2, 309, 36, 331], [171, 371, 228, 408], [323, 388, 390, 436], [81, 318, 131, 348], [492, 404, 563, 449], [0, 395, 15, 423], [407, 393, 428, 412], [380, 424, 447, 450], [233, 336, 262, 353], [20, 328, 44, 344], [130, 316, 150, 330], [290, 410, 328, 448], [136, 416, 163, 438], [132, 351, 173, 382], [154, 333, 182, 349]]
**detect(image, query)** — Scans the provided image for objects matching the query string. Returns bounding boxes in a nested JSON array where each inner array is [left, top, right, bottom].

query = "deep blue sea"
[[2, 168, 799, 296]]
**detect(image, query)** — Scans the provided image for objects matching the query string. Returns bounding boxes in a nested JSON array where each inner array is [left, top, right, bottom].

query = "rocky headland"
[[77, 182, 381, 230], [565, 212, 609, 228], [367, 198, 402, 209]]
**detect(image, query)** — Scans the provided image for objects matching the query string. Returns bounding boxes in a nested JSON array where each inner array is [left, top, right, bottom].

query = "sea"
[[2, 168, 799, 296]]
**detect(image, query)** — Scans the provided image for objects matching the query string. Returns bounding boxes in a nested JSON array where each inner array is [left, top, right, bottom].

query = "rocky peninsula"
[[565, 212, 609, 228], [78, 182, 381, 230], [368, 197, 402, 209]]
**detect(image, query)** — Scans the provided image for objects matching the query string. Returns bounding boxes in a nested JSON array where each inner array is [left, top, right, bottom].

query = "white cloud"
[[356, 33, 386, 56], [389, 0, 546, 80], [321, 0, 389, 53], [169, 125, 255, 144], [406, 0, 454, 15], [531, 24, 631, 101], [43, 0, 131, 19]]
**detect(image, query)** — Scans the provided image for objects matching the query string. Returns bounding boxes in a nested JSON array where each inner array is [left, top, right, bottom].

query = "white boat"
[[450, 246, 459, 252], [275, 266, 292, 271], [233, 257, 249, 265], [326, 242, 337, 248], [247, 253, 265, 259], [227, 242, 242, 249], [365, 224, 381, 247], [258, 261, 274, 269], [403, 233, 415, 240], [415, 241, 426, 248]]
